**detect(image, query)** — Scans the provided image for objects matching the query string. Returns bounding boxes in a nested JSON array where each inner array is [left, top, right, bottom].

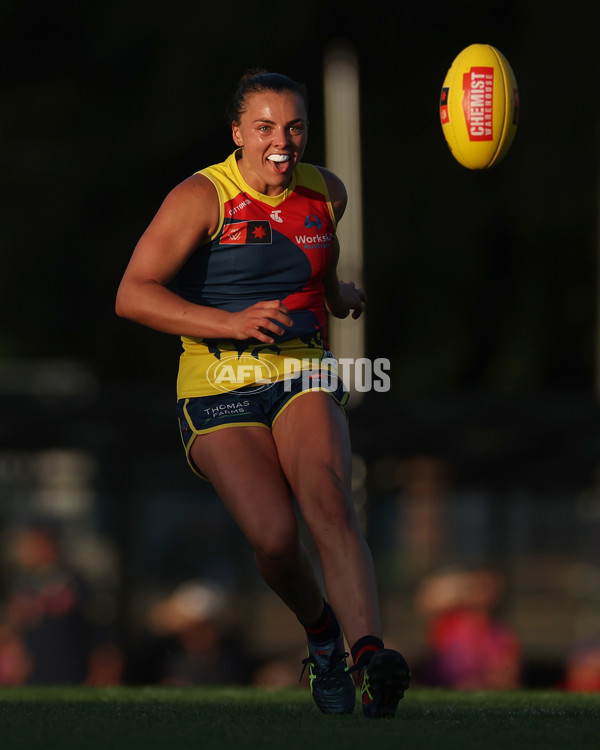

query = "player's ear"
[[232, 122, 243, 147]]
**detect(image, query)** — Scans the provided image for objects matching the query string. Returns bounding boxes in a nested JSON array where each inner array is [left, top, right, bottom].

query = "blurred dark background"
[[1, 0, 600, 690]]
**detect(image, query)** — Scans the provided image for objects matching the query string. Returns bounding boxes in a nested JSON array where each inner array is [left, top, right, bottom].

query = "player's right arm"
[[115, 174, 292, 343]]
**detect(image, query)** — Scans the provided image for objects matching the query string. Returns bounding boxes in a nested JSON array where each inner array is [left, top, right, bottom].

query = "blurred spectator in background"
[[130, 579, 251, 685], [251, 652, 306, 689], [563, 638, 600, 692], [1, 524, 123, 685], [414, 565, 521, 689], [395, 455, 454, 576], [0, 620, 31, 685]]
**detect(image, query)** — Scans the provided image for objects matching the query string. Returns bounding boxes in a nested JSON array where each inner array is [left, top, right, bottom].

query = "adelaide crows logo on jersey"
[[220, 220, 272, 245]]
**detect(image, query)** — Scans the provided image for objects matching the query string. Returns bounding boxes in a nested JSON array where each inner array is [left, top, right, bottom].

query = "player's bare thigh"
[[189, 425, 297, 551], [272, 391, 354, 514]]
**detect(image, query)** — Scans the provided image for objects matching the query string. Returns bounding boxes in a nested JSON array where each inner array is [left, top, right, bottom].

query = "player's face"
[[232, 90, 308, 196]]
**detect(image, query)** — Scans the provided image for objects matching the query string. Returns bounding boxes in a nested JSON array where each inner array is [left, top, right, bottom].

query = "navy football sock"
[[351, 635, 384, 672], [299, 600, 341, 644]]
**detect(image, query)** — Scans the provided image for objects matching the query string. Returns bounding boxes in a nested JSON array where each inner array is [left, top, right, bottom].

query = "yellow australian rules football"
[[440, 43, 519, 169]]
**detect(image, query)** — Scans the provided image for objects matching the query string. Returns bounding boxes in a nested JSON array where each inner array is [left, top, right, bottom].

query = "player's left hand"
[[327, 280, 367, 319]]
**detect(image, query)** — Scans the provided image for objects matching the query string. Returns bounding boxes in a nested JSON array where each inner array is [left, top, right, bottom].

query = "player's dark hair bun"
[[227, 70, 308, 123]]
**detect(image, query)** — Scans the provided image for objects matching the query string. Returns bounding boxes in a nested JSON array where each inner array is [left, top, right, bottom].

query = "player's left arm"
[[318, 167, 367, 320]]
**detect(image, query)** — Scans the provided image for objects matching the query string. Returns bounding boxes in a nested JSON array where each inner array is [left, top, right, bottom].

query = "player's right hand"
[[228, 300, 293, 343]]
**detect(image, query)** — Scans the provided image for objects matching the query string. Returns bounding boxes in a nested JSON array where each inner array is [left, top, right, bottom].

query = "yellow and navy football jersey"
[[176, 151, 338, 399]]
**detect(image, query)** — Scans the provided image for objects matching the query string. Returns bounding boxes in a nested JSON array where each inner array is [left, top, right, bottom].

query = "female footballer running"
[[116, 69, 410, 717]]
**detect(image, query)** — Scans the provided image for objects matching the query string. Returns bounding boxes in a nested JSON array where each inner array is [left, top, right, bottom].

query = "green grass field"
[[1, 686, 599, 750]]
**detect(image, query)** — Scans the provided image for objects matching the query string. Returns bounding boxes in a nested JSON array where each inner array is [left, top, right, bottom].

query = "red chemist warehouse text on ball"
[[462, 67, 494, 141]]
